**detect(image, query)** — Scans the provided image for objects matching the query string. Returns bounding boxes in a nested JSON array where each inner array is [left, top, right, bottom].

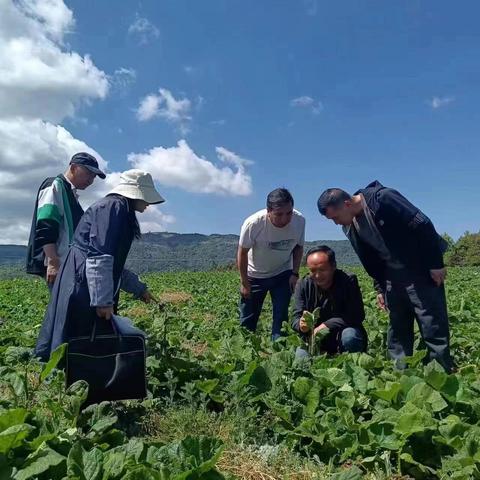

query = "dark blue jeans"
[[239, 270, 292, 340]]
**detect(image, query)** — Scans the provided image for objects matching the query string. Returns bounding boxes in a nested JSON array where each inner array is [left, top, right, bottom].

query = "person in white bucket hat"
[[108, 169, 165, 207], [35, 170, 165, 361]]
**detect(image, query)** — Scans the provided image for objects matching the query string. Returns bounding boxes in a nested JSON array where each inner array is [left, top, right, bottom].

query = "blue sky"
[[3, 0, 478, 243]]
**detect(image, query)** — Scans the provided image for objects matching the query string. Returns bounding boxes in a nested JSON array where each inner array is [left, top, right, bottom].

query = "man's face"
[[267, 203, 293, 228], [307, 252, 336, 290], [133, 199, 149, 213], [71, 165, 96, 190], [324, 202, 355, 226]]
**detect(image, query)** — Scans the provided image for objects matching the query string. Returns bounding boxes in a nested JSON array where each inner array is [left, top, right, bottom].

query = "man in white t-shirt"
[[237, 188, 305, 340]]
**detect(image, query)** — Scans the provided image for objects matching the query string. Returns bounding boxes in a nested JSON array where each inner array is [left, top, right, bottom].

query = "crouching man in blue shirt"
[[292, 245, 368, 358]]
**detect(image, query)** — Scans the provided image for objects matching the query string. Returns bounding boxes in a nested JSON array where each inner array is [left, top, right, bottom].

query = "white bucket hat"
[[108, 169, 165, 204]]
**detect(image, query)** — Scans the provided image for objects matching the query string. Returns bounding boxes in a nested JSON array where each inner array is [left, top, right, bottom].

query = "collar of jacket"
[[58, 174, 78, 198], [354, 180, 386, 218]]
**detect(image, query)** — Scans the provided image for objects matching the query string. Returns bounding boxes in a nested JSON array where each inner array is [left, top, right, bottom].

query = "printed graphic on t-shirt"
[[268, 239, 295, 251]]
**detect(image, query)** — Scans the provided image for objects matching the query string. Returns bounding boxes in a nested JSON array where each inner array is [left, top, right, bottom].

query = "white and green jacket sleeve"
[[35, 177, 75, 265]]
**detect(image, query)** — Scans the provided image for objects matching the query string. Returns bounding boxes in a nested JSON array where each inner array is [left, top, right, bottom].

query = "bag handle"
[[90, 315, 119, 342]]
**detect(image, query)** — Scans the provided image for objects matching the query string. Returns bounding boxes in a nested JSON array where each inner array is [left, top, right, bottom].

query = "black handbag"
[[66, 316, 147, 405]]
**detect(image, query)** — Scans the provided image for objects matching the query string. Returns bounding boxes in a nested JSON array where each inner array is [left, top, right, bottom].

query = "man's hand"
[[377, 293, 387, 311], [430, 268, 447, 287], [96, 306, 114, 320], [299, 311, 310, 333], [141, 290, 156, 304], [289, 274, 299, 293], [240, 283, 251, 299], [313, 323, 328, 336], [46, 256, 60, 285]]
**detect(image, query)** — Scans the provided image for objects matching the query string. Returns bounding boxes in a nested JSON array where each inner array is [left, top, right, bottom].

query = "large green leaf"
[[0, 424, 34, 454], [102, 448, 127, 479], [40, 343, 67, 383], [303, 311, 315, 330], [148, 436, 223, 479], [238, 362, 271, 394], [372, 382, 401, 403], [67, 442, 103, 480], [4, 372, 26, 399], [0, 409, 28, 433], [326, 368, 350, 387], [13, 446, 66, 480], [406, 382, 448, 412], [81, 402, 118, 436], [195, 379, 219, 394], [399, 452, 437, 476], [368, 422, 402, 450], [424, 361, 448, 390], [394, 403, 436, 436], [292, 377, 313, 402]]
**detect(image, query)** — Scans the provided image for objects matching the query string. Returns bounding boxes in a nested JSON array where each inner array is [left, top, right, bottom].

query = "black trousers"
[[385, 280, 454, 372]]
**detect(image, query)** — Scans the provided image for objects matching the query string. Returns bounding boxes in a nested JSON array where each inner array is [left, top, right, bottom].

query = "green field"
[[0, 267, 480, 479]]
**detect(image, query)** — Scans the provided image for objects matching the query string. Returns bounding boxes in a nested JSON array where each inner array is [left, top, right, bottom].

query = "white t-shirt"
[[239, 209, 305, 278]]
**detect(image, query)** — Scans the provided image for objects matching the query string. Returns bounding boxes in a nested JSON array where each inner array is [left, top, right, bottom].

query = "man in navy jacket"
[[317, 181, 453, 372]]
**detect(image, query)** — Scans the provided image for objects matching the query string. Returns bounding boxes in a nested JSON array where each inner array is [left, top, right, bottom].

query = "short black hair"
[[267, 188, 294, 210], [317, 188, 351, 215], [305, 245, 336, 266]]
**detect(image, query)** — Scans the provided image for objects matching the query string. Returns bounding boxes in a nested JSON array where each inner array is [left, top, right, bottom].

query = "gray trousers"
[[385, 280, 454, 372]]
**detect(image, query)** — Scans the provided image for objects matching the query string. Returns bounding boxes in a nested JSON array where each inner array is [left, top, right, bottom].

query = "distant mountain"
[[0, 232, 359, 276], [0, 245, 27, 265], [125, 232, 359, 273]]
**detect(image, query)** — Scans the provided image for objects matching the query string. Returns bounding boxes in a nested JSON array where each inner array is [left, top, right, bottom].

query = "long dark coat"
[[35, 194, 137, 361]]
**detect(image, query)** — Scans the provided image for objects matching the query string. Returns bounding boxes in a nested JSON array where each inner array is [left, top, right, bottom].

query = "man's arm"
[[292, 244, 303, 274], [237, 246, 251, 298], [36, 180, 63, 284], [43, 243, 60, 284], [291, 279, 306, 332], [289, 244, 303, 292]]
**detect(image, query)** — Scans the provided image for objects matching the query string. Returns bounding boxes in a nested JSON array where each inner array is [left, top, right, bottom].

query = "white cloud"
[[136, 88, 192, 134], [136, 94, 161, 121], [429, 96, 455, 109], [290, 96, 315, 107], [139, 208, 175, 233], [216, 146, 253, 168], [0, 0, 111, 244], [128, 15, 159, 45], [0, 0, 108, 122], [111, 67, 136, 94], [128, 140, 253, 196], [290, 95, 323, 115], [0, 117, 107, 244]]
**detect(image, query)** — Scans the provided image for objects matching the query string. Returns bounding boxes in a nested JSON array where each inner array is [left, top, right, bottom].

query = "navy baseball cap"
[[70, 152, 106, 179]]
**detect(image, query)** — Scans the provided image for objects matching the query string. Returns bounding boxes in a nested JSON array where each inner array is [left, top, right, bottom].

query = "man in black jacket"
[[292, 246, 367, 356], [317, 181, 453, 372]]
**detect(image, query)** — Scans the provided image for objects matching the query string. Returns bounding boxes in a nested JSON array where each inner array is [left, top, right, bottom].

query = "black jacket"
[[350, 181, 447, 292], [26, 175, 84, 276], [291, 269, 365, 334]]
